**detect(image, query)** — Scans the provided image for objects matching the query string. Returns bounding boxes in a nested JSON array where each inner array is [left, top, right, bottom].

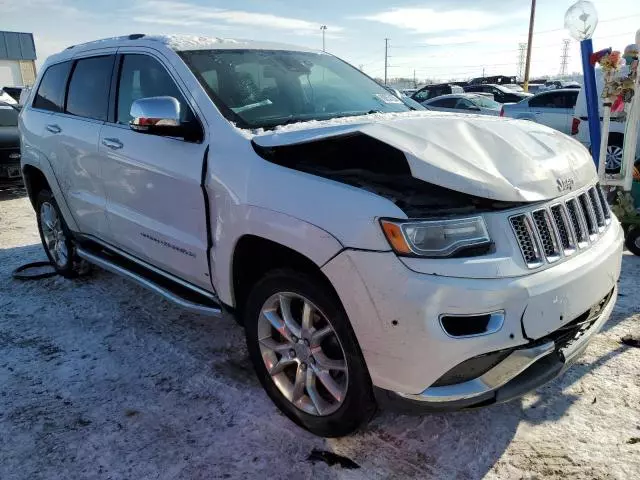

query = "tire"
[[35, 189, 89, 278], [605, 135, 624, 174], [625, 226, 640, 256], [244, 269, 376, 437]]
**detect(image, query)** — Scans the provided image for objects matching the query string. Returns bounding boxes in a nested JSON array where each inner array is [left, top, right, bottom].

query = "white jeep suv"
[[19, 35, 623, 437]]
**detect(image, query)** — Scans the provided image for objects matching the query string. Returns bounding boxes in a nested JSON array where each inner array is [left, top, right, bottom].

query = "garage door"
[[0, 60, 22, 88]]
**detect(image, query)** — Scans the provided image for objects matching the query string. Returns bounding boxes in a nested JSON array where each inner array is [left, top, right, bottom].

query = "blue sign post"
[[580, 38, 602, 168]]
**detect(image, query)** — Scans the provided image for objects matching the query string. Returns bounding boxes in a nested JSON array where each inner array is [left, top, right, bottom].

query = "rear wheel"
[[244, 270, 376, 437], [605, 135, 624, 173], [35, 189, 89, 278]]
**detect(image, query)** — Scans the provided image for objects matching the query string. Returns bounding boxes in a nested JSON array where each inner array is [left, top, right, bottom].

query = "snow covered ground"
[[1, 185, 639, 479]]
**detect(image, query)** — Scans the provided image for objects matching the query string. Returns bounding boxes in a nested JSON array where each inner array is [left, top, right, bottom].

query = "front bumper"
[[377, 286, 615, 411], [321, 218, 623, 398]]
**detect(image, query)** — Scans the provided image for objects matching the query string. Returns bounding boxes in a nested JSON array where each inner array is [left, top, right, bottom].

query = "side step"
[[76, 242, 222, 317]]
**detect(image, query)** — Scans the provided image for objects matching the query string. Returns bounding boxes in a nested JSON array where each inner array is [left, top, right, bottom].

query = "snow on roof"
[[148, 35, 316, 53]]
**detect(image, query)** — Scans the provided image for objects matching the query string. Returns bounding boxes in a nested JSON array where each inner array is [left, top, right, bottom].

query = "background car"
[[411, 83, 464, 102], [0, 102, 21, 182], [0, 89, 18, 105], [463, 83, 532, 103], [422, 93, 502, 116], [501, 88, 579, 135], [1, 87, 24, 103], [572, 68, 639, 173]]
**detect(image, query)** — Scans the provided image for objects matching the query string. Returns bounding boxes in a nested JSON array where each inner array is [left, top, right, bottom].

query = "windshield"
[[179, 49, 412, 129], [0, 105, 18, 127], [474, 96, 501, 109], [502, 84, 524, 92]]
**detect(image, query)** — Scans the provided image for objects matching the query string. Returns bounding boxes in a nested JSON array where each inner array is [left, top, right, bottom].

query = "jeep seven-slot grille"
[[510, 184, 611, 268]]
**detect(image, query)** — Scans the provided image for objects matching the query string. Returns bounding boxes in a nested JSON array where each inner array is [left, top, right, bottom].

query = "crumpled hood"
[[251, 113, 596, 202]]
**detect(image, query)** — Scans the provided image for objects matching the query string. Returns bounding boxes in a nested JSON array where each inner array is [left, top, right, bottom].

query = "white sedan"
[[421, 93, 502, 116]]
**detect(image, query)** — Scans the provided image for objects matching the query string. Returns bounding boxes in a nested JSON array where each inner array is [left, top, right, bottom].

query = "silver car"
[[422, 93, 502, 116], [501, 89, 579, 134]]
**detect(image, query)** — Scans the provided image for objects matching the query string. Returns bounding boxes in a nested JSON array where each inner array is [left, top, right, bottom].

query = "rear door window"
[[32, 61, 72, 112], [430, 97, 458, 108], [66, 56, 115, 121]]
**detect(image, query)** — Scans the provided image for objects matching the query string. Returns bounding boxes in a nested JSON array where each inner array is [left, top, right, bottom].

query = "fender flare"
[[212, 204, 345, 306]]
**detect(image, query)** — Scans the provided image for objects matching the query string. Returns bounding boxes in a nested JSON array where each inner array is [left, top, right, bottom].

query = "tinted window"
[[529, 92, 575, 108], [66, 56, 114, 121], [455, 98, 476, 110], [430, 97, 458, 108], [32, 62, 71, 112], [117, 54, 193, 125]]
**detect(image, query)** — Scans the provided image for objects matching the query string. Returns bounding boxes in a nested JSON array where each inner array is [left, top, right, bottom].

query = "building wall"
[[0, 59, 23, 87], [19, 60, 36, 86]]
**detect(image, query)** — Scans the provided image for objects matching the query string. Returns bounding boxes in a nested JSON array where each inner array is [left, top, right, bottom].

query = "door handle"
[[46, 124, 61, 134], [102, 138, 123, 150]]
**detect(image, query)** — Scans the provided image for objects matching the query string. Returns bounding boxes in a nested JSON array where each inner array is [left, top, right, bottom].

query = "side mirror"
[[130, 96, 201, 141]]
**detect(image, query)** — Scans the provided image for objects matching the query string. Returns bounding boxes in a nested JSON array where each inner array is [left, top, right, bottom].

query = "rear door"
[[98, 51, 211, 290], [528, 91, 575, 133]]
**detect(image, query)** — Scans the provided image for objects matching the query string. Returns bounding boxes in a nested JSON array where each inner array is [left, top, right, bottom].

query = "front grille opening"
[[597, 184, 611, 220], [588, 187, 605, 228], [532, 210, 559, 258], [566, 199, 587, 243], [578, 193, 597, 235], [551, 205, 572, 251], [510, 215, 540, 266], [431, 348, 514, 387]]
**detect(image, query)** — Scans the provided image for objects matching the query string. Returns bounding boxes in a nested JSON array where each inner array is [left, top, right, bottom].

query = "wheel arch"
[[230, 234, 341, 320]]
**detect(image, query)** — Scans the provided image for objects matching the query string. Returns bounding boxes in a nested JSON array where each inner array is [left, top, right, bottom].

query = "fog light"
[[9, 152, 21, 159]]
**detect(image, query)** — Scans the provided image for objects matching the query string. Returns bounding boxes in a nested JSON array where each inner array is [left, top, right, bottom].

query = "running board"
[[76, 246, 222, 317]]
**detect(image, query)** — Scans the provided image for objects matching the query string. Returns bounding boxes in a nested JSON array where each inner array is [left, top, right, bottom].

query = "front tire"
[[35, 189, 89, 278], [244, 269, 376, 437]]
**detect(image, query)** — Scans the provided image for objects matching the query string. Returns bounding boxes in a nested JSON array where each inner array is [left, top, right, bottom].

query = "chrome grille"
[[510, 184, 612, 268], [597, 184, 611, 222], [532, 210, 561, 261], [588, 187, 605, 229], [578, 193, 597, 236], [550, 204, 574, 252], [566, 199, 587, 245], [509, 215, 542, 266]]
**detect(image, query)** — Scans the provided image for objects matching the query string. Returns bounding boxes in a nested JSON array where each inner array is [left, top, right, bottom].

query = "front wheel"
[[244, 270, 376, 437]]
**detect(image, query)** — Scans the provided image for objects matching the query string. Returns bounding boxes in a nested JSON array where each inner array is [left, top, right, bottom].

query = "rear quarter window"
[[32, 62, 72, 112]]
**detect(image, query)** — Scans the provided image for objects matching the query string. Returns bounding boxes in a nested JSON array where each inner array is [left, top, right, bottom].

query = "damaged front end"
[[252, 132, 524, 219]]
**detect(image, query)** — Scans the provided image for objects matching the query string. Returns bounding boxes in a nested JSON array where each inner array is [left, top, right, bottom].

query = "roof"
[[45, 34, 318, 65], [423, 93, 485, 102], [0, 31, 36, 61]]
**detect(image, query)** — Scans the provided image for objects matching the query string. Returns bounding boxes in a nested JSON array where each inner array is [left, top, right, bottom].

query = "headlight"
[[380, 216, 492, 258]]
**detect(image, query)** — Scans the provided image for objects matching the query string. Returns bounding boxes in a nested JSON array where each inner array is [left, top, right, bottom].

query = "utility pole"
[[413, 69, 416, 88], [518, 42, 527, 81], [559, 38, 570, 77], [384, 38, 389, 85], [320, 25, 327, 52], [523, 0, 536, 92], [482, 67, 485, 78]]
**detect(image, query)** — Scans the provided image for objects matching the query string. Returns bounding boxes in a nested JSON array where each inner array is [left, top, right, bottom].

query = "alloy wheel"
[[605, 145, 624, 171], [257, 292, 348, 416], [40, 202, 68, 268]]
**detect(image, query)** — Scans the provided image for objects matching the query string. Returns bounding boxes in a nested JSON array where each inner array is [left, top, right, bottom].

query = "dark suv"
[[411, 83, 464, 103]]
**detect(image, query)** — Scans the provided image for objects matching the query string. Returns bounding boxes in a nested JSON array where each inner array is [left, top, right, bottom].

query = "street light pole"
[[320, 25, 327, 52], [523, 0, 537, 92]]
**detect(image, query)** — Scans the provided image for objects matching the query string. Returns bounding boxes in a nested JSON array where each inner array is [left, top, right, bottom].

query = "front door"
[[99, 52, 211, 290]]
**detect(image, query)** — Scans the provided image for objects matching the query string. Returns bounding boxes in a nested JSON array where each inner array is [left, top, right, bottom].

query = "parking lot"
[[1, 186, 639, 479]]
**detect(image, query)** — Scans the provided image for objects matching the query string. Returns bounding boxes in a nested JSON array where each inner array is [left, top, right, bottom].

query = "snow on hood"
[[251, 112, 597, 202]]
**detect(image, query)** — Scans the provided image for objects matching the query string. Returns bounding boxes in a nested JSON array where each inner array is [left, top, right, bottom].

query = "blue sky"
[[2, 0, 639, 82]]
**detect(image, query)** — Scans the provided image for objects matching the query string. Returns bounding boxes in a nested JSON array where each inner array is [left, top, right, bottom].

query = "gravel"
[[1, 185, 639, 479]]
